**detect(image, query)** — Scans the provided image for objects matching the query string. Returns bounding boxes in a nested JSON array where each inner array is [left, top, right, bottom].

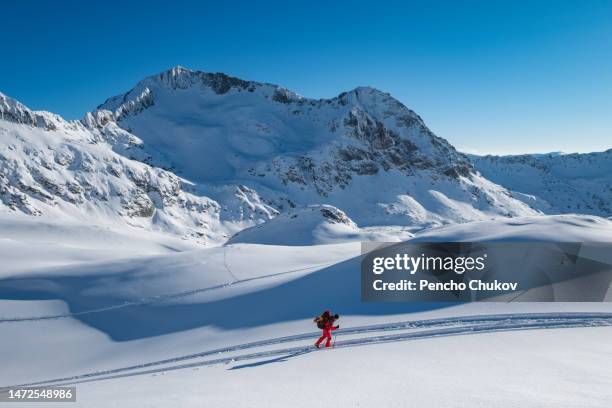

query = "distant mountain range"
[[1, 67, 609, 244], [471, 150, 612, 216]]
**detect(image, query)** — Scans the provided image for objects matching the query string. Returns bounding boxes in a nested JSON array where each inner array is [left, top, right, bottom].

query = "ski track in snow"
[[4, 313, 612, 389]]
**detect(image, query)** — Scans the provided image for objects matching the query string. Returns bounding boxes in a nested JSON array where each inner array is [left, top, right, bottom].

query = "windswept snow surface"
[[1, 214, 612, 407]]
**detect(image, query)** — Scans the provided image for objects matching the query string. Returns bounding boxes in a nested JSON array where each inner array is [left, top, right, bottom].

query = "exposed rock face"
[[262, 95, 473, 197], [319, 206, 357, 227], [0, 93, 61, 131]]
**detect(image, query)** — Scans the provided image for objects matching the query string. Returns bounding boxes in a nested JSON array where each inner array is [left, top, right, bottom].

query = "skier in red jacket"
[[314, 310, 339, 348]]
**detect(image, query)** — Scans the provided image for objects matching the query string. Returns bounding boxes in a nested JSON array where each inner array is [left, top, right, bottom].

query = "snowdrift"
[[412, 214, 612, 242], [225, 205, 414, 245]]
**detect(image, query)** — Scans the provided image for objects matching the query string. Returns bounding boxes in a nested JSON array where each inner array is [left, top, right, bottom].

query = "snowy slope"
[[412, 213, 612, 242], [63, 327, 612, 408], [0, 91, 276, 244], [0, 213, 203, 277], [227, 205, 359, 245], [471, 150, 612, 217], [226, 204, 414, 245], [1, 215, 612, 407]]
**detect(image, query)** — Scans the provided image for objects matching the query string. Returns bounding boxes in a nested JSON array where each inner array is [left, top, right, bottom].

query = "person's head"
[[334, 314, 339, 319], [322, 310, 331, 317]]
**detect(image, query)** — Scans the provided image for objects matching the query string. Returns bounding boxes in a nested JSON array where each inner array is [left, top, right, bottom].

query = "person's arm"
[[331, 325, 339, 330]]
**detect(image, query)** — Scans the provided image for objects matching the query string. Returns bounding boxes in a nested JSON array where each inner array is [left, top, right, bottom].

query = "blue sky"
[[2, 0, 611, 154]]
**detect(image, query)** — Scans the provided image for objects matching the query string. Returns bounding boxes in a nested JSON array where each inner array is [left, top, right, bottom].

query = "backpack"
[[314, 315, 326, 329]]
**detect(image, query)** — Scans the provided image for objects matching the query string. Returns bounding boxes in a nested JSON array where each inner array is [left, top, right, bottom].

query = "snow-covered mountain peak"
[[91, 66, 472, 179], [343, 85, 403, 106], [95, 67, 427, 130], [96, 66, 307, 123], [80, 67, 538, 227]]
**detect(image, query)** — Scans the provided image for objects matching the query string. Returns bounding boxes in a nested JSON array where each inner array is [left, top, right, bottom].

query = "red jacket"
[[323, 319, 339, 333]]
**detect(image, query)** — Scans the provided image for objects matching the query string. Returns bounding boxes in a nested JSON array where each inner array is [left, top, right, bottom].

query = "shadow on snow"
[[0, 256, 452, 341]]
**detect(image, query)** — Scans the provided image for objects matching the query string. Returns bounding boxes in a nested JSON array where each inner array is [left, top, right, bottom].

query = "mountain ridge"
[[8, 66, 603, 244]]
